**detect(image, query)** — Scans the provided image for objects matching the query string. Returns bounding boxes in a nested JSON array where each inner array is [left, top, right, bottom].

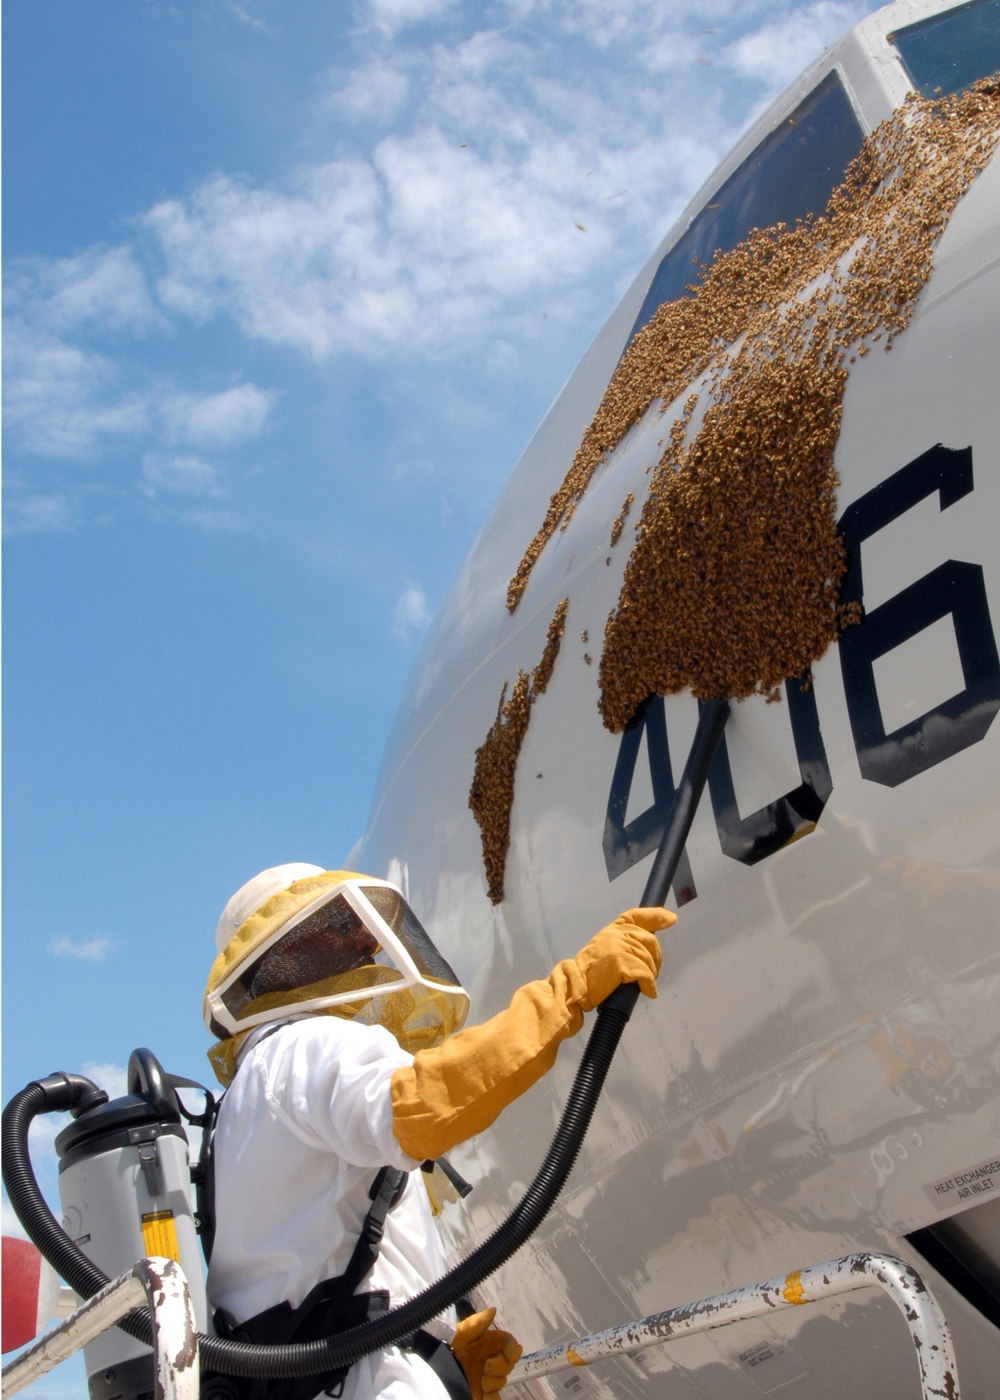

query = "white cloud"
[[2, 490, 78, 535], [81, 1062, 129, 1100], [4, 245, 274, 467], [49, 936, 115, 961], [639, 31, 713, 73], [164, 383, 275, 447], [144, 39, 724, 363], [4, 0, 871, 503], [3, 318, 275, 464], [7, 0, 861, 393], [176, 3, 859, 367], [2, 323, 149, 458], [518, 0, 762, 51], [7, 244, 161, 336], [3, 1064, 127, 1245], [141, 453, 224, 498], [2, 1196, 30, 1239], [723, 2, 867, 87], [180, 507, 250, 533], [3, 313, 274, 484], [392, 582, 432, 641], [139, 454, 251, 531], [365, 0, 462, 38], [326, 57, 411, 123], [147, 163, 387, 355], [26, 1108, 72, 1184], [228, 2, 270, 32]]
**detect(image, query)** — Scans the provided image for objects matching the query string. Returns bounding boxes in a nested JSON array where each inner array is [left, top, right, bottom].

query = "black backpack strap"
[[191, 1088, 222, 1264], [337, 1166, 408, 1297], [208, 1285, 391, 1400], [400, 1330, 473, 1400], [203, 1166, 409, 1400], [420, 1154, 474, 1198], [167, 1071, 223, 1266]]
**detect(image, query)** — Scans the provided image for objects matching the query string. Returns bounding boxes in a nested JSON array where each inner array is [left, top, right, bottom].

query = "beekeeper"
[[204, 863, 672, 1400]]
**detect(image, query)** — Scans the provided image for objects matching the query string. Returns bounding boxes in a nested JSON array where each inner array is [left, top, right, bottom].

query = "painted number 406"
[[603, 444, 1000, 901]]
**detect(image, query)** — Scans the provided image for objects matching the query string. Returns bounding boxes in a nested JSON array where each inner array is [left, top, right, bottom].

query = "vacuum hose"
[[3, 1008, 628, 1377], [2, 697, 729, 1381]]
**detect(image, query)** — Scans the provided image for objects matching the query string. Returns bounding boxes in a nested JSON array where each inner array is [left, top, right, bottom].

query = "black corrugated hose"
[[2, 1004, 627, 1377], [2, 697, 729, 1381]]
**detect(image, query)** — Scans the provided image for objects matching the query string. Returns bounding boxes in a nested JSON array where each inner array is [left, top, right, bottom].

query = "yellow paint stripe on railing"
[[783, 1270, 806, 1305], [566, 1346, 589, 1367]]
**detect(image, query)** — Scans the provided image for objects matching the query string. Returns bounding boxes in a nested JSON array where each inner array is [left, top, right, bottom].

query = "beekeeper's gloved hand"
[[391, 907, 673, 1162], [451, 1308, 522, 1398], [569, 907, 665, 1008]]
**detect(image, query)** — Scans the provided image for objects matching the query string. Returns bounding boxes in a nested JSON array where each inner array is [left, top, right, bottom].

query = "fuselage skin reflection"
[[358, 3, 1000, 1396]]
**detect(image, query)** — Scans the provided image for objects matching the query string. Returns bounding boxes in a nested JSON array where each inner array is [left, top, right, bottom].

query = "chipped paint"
[[2, 1256, 199, 1400], [508, 1252, 959, 1399], [135, 1258, 200, 1400]]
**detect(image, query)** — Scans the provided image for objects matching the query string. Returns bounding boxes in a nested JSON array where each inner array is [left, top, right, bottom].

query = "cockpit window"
[[628, 70, 864, 344], [890, 0, 1000, 98]]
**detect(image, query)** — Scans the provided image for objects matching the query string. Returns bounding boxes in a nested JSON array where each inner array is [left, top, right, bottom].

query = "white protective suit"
[[207, 1015, 458, 1400]]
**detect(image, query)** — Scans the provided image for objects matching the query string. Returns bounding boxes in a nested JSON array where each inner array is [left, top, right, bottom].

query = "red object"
[[3, 1235, 44, 1353]]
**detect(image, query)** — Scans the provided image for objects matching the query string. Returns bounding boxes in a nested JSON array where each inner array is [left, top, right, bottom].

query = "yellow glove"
[[451, 1308, 522, 1398], [391, 907, 673, 1161], [570, 907, 666, 1008]]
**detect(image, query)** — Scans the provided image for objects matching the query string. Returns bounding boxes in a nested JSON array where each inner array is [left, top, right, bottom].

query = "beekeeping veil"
[[204, 865, 469, 1086]]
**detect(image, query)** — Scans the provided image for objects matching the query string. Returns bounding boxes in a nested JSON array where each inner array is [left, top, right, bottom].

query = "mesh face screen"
[[361, 885, 462, 985], [221, 894, 388, 1017], [213, 880, 468, 1046], [331, 981, 464, 1053]]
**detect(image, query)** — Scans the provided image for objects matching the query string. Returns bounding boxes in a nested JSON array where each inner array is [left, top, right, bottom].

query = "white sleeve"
[[257, 1018, 421, 1171]]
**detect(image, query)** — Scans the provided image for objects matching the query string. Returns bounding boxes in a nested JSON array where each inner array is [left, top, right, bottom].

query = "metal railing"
[[1, 1256, 198, 1400], [509, 1252, 959, 1399], [1, 1250, 958, 1400]]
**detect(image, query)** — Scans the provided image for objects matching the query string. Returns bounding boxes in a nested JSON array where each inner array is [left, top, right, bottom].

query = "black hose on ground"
[[2, 696, 730, 1380]]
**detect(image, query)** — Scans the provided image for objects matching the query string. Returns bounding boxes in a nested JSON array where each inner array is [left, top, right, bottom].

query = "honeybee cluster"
[[609, 493, 634, 548], [474, 78, 1000, 899], [469, 598, 569, 902], [507, 79, 1000, 732]]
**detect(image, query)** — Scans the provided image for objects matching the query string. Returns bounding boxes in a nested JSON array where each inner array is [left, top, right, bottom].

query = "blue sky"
[[2, 0, 871, 1346]]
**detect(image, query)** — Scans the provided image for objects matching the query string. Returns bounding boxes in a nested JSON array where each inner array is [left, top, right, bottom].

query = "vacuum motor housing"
[[55, 1054, 209, 1400]]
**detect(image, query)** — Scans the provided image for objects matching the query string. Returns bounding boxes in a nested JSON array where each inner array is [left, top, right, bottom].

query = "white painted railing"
[[1, 1250, 958, 1400], [509, 1252, 958, 1399], [1, 1257, 198, 1400]]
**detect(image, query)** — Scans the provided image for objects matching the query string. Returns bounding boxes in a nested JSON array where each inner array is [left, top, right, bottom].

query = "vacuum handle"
[[599, 696, 730, 1023], [128, 1047, 182, 1123]]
